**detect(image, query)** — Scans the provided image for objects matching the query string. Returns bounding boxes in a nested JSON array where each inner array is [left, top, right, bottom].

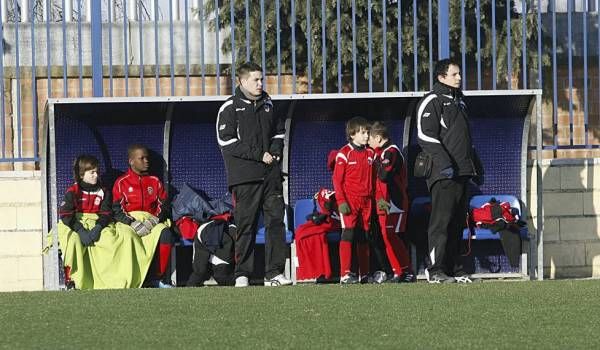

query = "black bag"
[[414, 151, 432, 178]]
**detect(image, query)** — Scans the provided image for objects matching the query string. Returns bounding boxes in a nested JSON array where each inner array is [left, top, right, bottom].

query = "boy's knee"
[[159, 227, 174, 244]]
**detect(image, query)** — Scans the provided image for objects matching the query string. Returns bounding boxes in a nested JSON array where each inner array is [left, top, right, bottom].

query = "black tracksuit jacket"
[[416, 82, 483, 190], [216, 87, 285, 188]]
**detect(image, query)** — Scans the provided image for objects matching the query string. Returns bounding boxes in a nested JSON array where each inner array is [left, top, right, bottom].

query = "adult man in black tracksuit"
[[416, 58, 484, 284], [216, 62, 292, 287]]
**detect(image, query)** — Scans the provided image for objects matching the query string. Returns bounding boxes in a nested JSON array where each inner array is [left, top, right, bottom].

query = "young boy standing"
[[368, 122, 414, 282], [332, 117, 374, 284]]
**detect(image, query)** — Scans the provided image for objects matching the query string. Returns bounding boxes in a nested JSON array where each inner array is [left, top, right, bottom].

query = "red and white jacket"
[[374, 142, 408, 215], [112, 168, 168, 224], [59, 182, 111, 231], [332, 143, 375, 204]]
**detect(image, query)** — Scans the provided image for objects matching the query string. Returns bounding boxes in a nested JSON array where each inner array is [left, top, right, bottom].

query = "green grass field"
[[1, 279, 599, 349]]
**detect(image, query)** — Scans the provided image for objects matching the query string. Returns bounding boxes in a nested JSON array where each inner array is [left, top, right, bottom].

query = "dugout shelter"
[[41, 90, 543, 289]]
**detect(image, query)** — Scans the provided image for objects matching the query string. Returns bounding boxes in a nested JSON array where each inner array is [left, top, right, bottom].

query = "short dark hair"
[[237, 62, 262, 80], [370, 121, 390, 140], [127, 144, 148, 160], [346, 117, 371, 141], [73, 154, 99, 182], [434, 58, 460, 80]]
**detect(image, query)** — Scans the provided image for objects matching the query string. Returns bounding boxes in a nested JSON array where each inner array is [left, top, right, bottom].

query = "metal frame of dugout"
[[41, 90, 543, 290]]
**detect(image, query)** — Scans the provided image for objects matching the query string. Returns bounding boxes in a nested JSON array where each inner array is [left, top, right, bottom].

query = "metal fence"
[[0, 0, 598, 165]]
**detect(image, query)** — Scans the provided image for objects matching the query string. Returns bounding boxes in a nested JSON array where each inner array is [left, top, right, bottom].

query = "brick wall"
[[528, 159, 600, 278], [0, 172, 43, 291]]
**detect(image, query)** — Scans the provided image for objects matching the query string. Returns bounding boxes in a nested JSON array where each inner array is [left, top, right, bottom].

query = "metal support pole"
[[438, 0, 449, 59], [128, 0, 137, 21], [172, 0, 180, 21], [536, 93, 544, 280], [91, 0, 103, 96], [21, 0, 29, 21], [65, 0, 72, 22], [1, 0, 6, 22], [86, 0, 91, 21], [42, 0, 50, 21]]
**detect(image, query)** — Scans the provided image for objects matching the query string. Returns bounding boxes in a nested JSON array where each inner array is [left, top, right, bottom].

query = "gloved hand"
[[440, 166, 454, 179], [377, 199, 391, 213], [338, 202, 351, 215], [89, 225, 103, 243], [76, 227, 94, 247], [142, 215, 160, 232], [131, 220, 150, 237]]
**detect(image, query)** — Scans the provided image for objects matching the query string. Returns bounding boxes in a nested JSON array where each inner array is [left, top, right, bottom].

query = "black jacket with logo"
[[216, 87, 285, 188], [416, 82, 483, 189]]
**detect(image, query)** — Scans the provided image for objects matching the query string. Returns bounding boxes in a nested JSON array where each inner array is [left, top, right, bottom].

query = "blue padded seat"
[[462, 195, 528, 240], [293, 199, 317, 230]]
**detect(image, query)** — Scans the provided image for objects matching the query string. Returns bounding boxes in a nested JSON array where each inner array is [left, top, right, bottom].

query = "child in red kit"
[[112, 144, 175, 288], [368, 122, 415, 282], [332, 117, 374, 284]]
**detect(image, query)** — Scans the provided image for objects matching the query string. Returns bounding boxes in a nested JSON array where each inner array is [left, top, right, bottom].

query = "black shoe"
[[65, 280, 76, 290], [399, 272, 416, 283]]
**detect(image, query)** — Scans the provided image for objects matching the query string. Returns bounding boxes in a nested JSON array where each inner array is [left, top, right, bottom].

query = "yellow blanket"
[[57, 211, 168, 289]]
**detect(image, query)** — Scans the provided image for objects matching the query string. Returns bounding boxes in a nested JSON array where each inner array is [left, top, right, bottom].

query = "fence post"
[[438, 0, 449, 59], [91, 0, 103, 97], [1, 0, 6, 22]]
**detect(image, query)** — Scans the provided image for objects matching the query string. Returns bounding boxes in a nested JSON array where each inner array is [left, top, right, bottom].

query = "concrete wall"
[[528, 159, 600, 278], [0, 171, 43, 292]]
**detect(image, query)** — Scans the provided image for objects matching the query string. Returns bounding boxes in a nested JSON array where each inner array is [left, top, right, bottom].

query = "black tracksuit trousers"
[[187, 232, 235, 287], [231, 174, 287, 280], [427, 177, 469, 276]]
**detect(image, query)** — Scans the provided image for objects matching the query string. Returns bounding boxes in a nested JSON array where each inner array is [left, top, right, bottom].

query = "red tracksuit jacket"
[[59, 182, 111, 231], [332, 143, 375, 204], [374, 142, 409, 215], [112, 168, 168, 224]]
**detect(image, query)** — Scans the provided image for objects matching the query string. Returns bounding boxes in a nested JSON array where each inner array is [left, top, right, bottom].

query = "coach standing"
[[416, 58, 484, 284], [216, 62, 292, 287]]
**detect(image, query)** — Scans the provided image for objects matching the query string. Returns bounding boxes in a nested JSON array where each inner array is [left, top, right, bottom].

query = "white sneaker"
[[264, 274, 293, 287], [235, 276, 249, 287]]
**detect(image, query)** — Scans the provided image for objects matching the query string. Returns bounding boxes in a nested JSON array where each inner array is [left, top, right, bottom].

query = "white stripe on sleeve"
[[417, 94, 441, 144]]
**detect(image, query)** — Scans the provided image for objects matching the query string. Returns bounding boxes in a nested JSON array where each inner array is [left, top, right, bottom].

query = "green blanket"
[[58, 212, 167, 289]]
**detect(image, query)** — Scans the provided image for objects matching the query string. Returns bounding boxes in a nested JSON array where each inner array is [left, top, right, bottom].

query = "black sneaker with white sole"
[[400, 272, 417, 283], [425, 269, 455, 284]]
